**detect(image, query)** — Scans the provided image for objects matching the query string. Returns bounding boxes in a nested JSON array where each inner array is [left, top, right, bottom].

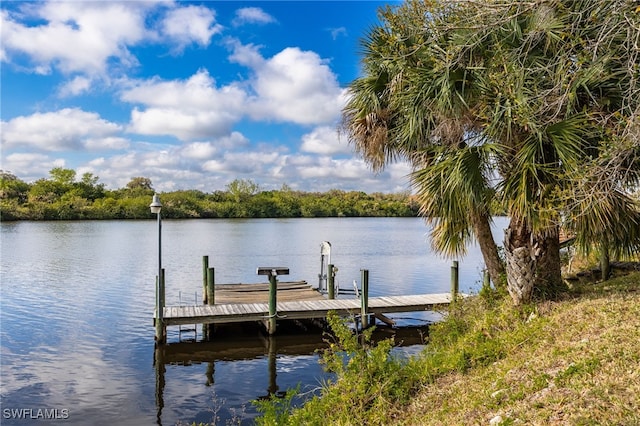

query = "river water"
[[0, 217, 507, 425]]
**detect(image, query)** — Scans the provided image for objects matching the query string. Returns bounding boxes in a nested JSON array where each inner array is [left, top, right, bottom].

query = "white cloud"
[[177, 132, 249, 159], [215, 131, 251, 149], [85, 136, 129, 151], [1, 2, 223, 78], [1, 152, 65, 179], [245, 47, 346, 125], [226, 39, 265, 69], [2, 141, 410, 194], [279, 155, 412, 193], [58, 75, 93, 97], [1, 108, 123, 151], [202, 150, 280, 174], [72, 143, 232, 191], [129, 107, 232, 141], [297, 157, 369, 180], [1, 2, 147, 75], [327, 27, 348, 40], [180, 142, 218, 160], [301, 126, 351, 155], [122, 69, 247, 141], [161, 5, 222, 51], [232, 7, 276, 27], [87, 157, 106, 167], [386, 161, 412, 183]]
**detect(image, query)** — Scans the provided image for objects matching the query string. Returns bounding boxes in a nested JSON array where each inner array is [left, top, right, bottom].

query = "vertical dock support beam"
[[207, 267, 215, 305], [360, 269, 369, 329], [155, 275, 162, 341], [267, 274, 277, 335], [150, 193, 165, 345], [451, 261, 459, 300], [155, 269, 166, 344], [328, 264, 335, 300], [257, 267, 289, 335], [202, 255, 209, 304], [202, 266, 215, 340]]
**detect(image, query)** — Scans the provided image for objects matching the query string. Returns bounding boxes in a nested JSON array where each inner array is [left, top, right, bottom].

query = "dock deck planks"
[[159, 280, 457, 327]]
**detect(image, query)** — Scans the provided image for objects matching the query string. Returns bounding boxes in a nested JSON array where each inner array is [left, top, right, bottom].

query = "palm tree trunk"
[[534, 226, 565, 298], [600, 236, 610, 281], [504, 216, 536, 305], [471, 210, 505, 288]]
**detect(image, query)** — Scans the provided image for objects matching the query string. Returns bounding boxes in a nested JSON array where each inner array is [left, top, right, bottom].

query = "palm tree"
[[343, 0, 640, 304], [342, 2, 506, 288]]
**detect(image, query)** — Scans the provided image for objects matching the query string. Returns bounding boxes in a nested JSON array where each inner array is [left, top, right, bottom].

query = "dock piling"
[[268, 274, 277, 335], [360, 269, 369, 329], [155, 269, 167, 344], [328, 264, 335, 300], [155, 275, 162, 341], [202, 256, 209, 304], [257, 267, 290, 335], [451, 261, 459, 300], [206, 267, 215, 305]]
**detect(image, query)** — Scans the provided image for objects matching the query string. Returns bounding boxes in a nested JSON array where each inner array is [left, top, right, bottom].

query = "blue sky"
[[1, 0, 411, 193]]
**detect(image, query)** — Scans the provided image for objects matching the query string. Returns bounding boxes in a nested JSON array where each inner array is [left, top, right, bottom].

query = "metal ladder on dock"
[[177, 291, 198, 342]]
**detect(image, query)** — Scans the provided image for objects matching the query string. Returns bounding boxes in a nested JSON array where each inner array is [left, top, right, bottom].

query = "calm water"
[[0, 217, 507, 425]]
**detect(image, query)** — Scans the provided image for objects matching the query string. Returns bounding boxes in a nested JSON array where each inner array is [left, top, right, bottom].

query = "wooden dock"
[[157, 280, 456, 327], [153, 259, 466, 343], [161, 293, 454, 326]]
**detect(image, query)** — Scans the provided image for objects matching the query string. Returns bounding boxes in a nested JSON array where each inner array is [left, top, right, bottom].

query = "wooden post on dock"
[[155, 275, 162, 342], [206, 267, 215, 305], [160, 269, 166, 312], [202, 256, 209, 304], [268, 273, 277, 335], [451, 261, 459, 300], [155, 269, 166, 344], [257, 267, 289, 335], [361, 269, 369, 329], [328, 264, 335, 299]]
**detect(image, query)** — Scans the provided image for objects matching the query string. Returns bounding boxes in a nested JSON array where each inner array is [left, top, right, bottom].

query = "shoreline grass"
[[400, 272, 640, 425], [255, 270, 640, 425]]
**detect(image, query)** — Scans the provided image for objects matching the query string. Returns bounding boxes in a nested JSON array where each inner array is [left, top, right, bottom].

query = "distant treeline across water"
[[0, 168, 420, 220]]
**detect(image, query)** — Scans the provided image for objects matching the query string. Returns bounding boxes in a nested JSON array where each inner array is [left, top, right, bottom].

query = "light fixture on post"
[[150, 193, 164, 343]]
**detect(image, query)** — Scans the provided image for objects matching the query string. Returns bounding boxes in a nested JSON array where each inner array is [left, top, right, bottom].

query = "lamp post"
[[150, 193, 164, 343]]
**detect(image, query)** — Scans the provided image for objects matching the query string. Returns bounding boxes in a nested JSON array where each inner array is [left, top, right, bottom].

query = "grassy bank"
[[255, 271, 640, 425]]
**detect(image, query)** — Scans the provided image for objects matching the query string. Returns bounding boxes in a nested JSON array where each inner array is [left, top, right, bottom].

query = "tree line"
[[0, 168, 420, 221]]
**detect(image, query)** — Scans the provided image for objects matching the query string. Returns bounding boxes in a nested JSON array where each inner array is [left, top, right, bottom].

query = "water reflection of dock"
[[154, 326, 429, 424]]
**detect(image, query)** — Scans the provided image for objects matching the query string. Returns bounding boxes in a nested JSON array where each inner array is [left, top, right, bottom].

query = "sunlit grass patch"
[[403, 272, 640, 425]]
